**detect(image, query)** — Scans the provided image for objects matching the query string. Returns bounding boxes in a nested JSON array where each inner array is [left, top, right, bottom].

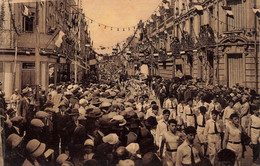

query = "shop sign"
[[22, 63, 35, 69]]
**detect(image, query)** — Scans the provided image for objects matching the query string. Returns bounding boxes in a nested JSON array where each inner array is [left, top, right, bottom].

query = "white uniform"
[[162, 132, 180, 166], [164, 98, 178, 120], [184, 105, 195, 127], [227, 124, 243, 163], [177, 103, 185, 125], [250, 115, 260, 144], [176, 140, 201, 166], [155, 120, 168, 147], [222, 106, 235, 127], [204, 119, 222, 165], [196, 114, 206, 143], [240, 102, 250, 130]]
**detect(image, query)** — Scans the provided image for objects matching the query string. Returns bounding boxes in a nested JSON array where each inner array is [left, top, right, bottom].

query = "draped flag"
[[55, 31, 65, 47]]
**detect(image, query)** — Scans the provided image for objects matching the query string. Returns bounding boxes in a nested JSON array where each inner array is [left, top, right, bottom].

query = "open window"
[[23, 13, 35, 32]]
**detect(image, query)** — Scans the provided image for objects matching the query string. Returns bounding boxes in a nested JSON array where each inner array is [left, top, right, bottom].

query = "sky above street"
[[8, 0, 162, 54], [82, 0, 161, 54]]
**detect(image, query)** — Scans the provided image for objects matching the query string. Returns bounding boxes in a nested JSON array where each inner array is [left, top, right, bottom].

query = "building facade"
[[0, 0, 92, 98], [139, 0, 260, 93]]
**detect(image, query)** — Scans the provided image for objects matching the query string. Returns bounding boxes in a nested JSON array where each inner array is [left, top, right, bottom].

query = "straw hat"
[[26, 139, 46, 158], [56, 154, 69, 164], [6, 134, 23, 149], [102, 133, 119, 145]]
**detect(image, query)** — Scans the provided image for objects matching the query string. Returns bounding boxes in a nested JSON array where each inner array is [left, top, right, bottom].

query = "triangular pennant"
[[22, 5, 30, 17]]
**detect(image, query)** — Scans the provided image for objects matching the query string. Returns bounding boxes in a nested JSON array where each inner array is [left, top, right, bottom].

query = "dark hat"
[[87, 108, 103, 119]]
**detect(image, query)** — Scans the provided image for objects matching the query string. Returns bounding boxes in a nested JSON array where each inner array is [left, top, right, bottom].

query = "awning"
[[194, 5, 203, 11]]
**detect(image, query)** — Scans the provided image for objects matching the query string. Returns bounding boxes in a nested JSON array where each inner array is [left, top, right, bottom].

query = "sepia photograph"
[[0, 0, 260, 165]]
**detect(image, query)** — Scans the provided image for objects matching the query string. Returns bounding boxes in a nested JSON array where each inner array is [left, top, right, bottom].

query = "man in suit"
[[53, 101, 70, 154], [18, 88, 33, 123]]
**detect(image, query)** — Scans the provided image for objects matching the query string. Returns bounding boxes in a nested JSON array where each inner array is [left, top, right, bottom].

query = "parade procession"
[[1, 0, 260, 166]]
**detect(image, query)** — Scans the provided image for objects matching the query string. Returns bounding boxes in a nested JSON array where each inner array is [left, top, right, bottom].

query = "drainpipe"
[[255, 0, 259, 93], [217, 0, 220, 84]]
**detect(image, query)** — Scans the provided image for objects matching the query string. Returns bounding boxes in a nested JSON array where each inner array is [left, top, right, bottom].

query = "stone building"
[[140, 0, 260, 93], [0, 0, 91, 98]]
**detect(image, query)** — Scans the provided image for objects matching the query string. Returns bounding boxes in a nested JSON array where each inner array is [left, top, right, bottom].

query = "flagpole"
[[13, 38, 17, 92], [35, 1, 40, 111]]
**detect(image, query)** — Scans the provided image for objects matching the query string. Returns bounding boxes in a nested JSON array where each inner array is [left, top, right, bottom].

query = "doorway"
[[227, 54, 243, 87]]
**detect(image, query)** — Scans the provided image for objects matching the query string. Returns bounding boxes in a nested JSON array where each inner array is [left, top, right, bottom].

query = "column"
[[41, 62, 47, 91], [194, 14, 201, 37], [224, 53, 228, 86], [4, 62, 13, 99], [14, 63, 21, 91], [203, 8, 210, 25], [54, 63, 58, 86], [186, 19, 191, 34]]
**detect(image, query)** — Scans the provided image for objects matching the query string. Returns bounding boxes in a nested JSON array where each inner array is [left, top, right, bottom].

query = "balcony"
[[17, 32, 56, 49]]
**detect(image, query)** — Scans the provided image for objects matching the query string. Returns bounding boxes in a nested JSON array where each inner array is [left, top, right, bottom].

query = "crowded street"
[[1, 0, 260, 166]]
